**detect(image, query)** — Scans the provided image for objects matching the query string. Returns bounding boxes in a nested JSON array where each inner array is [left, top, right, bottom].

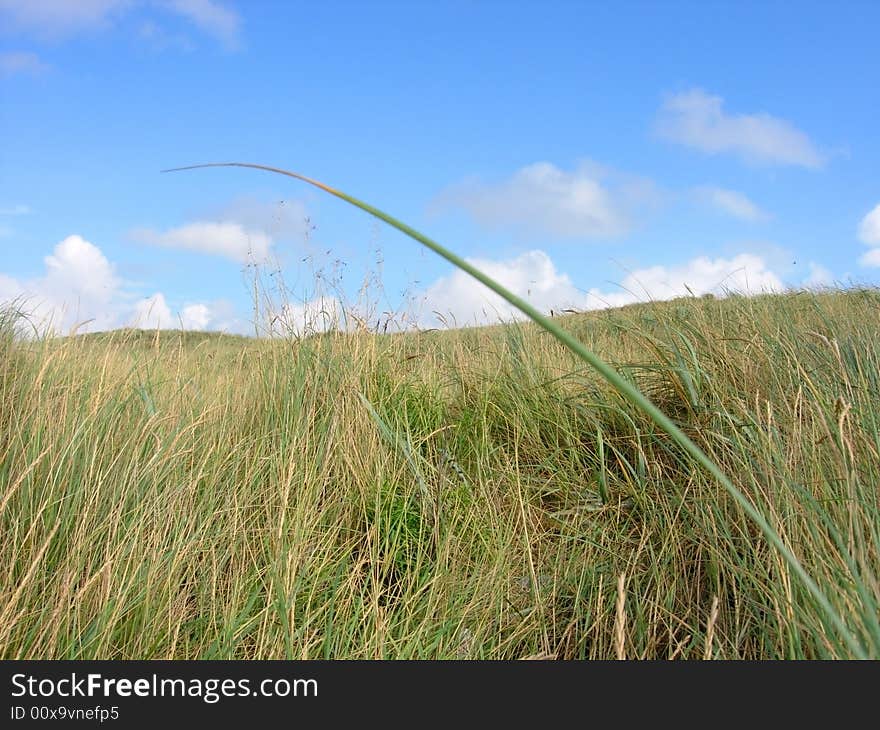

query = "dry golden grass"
[[1, 288, 878, 658]]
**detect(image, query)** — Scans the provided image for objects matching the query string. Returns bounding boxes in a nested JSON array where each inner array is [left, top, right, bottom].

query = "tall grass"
[[1, 288, 878, 658], [164, 163, 875, 657]]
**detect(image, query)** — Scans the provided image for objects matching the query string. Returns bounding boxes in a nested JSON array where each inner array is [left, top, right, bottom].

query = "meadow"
[[1, 287, 878, 659]]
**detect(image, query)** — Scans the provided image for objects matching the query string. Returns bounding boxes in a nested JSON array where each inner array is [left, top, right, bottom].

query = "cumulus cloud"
[[132, 296, 249, 332], [0, 272, 24, 300], [131, 292, 173, 329], [598, 253, 784, 306], [436, 162, 635, 240], [44, 234, 120, 302], [656, 89, 825, 168], [417, 250, 785, 328], [694, 186, 768, 221], [860, 204, 880, 244], [0, 234, 244, 335], [129, 295, 249, 331], [802, 262, 834, 287], [0, 234, 123, 332], [132, 221, 273, 263], [861, 249, 880, 268], [0, 51, 50, 76], [858, 203, 880, 268], [180, 302, 211, 329], [131, 197, 313, 264], [418, 251, 587, 327]]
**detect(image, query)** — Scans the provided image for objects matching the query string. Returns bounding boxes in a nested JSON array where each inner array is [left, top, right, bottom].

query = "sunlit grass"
[[2, 288, 878, 658]]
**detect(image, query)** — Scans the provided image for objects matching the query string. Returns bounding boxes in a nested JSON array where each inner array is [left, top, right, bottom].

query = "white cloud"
[[180, 302, 211, 329], [595, 253, 784, 306], [131, 292, 173, 329], [0, 234, 123, 332], [0, 234, 245, 335], [44, 234, 120, 302], [132, 221, 273, 263], [858, 203, 880, 268], [418, 250, 587, 327], [0, 51, 49, 76], [802, 262, 834, 287], [0, 272, 24, 300], [0, 0, 131, 39], [858, 203, 880, 245], [694, 186, 768, 221], [131, 197, 311, 265], [656, 89, 825, 168], [417, 250, 785, 328], [129, 296, 248, 332], [268, 296, 343, 337], [162, 0, 239, 49], [861, 249, 880, 268], [129, 295, 249, 331], [198, 299, 249, 333], [437, 162, 631, 239]]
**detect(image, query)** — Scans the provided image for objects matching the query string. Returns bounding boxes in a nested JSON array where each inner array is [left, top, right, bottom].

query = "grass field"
[[1, 288, 878, 659]]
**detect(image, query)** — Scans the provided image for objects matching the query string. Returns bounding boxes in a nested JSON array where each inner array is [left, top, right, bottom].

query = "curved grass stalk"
[[163, 161, 868, 658]]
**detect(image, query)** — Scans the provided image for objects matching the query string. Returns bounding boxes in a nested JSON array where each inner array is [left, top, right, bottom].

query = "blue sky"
[[1, 0, 879, 335]]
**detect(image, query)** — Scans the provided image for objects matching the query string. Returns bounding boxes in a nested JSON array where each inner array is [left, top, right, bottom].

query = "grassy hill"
[[1, 288, 878, 658]]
